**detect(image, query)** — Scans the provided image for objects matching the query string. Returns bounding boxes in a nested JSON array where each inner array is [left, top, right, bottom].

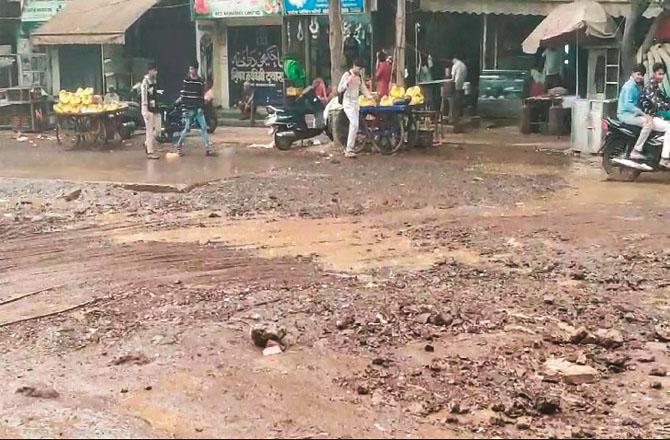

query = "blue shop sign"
[[283, 0, 364, 15]]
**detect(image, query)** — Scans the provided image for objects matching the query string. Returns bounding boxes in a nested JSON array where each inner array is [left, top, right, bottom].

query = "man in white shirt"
[[337, 58, 374, 158], [447, 57, 467, 123], [141, 63, 161, 160]]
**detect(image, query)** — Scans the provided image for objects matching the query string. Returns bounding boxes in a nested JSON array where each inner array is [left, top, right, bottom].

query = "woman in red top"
[[375, 50, 392, 97]]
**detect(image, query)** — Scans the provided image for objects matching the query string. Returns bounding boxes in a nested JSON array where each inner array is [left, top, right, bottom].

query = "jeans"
[[174, 108, 210, 150]]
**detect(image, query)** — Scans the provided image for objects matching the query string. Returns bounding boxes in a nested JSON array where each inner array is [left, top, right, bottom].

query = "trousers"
[[343, 105, 360, 152], [175, 108, 210, 150]]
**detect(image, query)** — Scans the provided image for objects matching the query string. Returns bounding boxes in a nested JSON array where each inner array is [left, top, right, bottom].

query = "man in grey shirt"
[[337, 58, 373, 158]]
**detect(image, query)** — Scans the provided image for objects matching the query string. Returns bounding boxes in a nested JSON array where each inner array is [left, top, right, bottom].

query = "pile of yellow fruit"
[[390, 84, 406, 100], [359, 95, 376, 107], [54, 88, 124, 114], [405, 86, 425, 106], [371, 84, 424, 107]]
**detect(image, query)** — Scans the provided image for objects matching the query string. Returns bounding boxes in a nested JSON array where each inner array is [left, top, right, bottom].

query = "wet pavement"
[[2, 128, 670, 438], [0, 129, 303, 187]]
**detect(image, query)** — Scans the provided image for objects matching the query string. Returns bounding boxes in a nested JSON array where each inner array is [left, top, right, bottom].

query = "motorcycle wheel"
[[602, 137, 641, 182], [273, 130, 293, 151], [118, 126, 133, 140]]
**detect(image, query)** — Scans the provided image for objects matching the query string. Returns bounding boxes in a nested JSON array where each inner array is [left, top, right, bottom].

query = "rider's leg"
[[632, 117, 653, 156], [651, 117, 670, 166], [620, 115, 652, 159]]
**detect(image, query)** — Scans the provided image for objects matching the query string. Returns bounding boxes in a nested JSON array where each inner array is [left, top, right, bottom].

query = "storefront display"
[[478, 69, 527, 118]]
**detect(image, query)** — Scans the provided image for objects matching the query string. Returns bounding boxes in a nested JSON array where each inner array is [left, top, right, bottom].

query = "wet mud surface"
[[1, 137, 670, 438]]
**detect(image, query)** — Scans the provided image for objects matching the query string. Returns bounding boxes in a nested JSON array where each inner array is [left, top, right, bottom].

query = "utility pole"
[[329, 0, 344, 87], [395, 0, 406, 86]]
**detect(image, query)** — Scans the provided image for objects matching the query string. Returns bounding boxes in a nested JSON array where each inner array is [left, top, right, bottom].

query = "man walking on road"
[[141, 63, 161, 160], [337, 58, 373, 158], [175, 61, 215, 157]]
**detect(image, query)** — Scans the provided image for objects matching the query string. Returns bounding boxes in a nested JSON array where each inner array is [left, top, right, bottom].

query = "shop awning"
[[521, 0, 618, 53], [420, 0, 632, 17], [31, 0, 158, 45]]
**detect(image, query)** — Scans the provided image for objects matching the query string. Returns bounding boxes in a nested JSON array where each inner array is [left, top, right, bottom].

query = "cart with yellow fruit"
[[355, 85, 425, 155], [53, 88, 127, 147]]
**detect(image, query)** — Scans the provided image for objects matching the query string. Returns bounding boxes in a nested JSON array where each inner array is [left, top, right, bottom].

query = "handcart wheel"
[[373, 113, 405, 155]]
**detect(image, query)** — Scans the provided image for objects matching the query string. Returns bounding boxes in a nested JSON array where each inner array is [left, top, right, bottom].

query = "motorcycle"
[[117, 82, 166, 141], [601, 117, 666, 182], [265, 87, 333, 150], [161, 98, 218, 144]]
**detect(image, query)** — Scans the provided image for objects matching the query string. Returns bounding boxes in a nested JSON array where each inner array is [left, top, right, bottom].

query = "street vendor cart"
[[53, 88, 126, 147], [358, 104, 412, 155], [55, 107, 127, 147]]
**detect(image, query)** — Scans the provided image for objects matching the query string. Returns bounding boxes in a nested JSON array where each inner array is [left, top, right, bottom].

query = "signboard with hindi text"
[[283, 0, 364, 15], [228, 26, 283, 106], [191, 0, 281, 19]]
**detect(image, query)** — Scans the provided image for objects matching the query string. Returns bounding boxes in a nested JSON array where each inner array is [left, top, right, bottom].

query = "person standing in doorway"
[[175, 61, 214, 156], [337, 58, 374, 158], [141, 63, 161, 160], [446, 56, 467, 123]]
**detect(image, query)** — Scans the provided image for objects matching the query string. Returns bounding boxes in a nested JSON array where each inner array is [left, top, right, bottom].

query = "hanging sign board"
[[283, 0, 364, 15], [22, 0, 68, 22], [191, 0, 281, 19]]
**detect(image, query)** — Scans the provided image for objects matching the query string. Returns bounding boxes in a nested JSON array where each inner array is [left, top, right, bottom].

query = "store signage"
[[191, 0, 281, 19], [283, 0, 364, 15], [22, 0, 68, 22], [228, 26, 283, 105], [229, 45, 284, 87]]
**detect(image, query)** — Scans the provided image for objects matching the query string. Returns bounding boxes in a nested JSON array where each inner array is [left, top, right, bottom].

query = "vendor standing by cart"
[[337, 58, 374, 159], [141, 63, 161, 160]]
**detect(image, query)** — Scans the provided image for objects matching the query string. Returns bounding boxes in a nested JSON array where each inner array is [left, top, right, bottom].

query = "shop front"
[[282, 0, 371, 90], [417, 0, 631, 119], [31, 0, 195, 100], [192, 0, 283, 108], [192, 0, 376, 109]]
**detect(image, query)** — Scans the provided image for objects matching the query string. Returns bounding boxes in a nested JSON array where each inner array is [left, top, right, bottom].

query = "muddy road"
[[1, 138, 669, 438]]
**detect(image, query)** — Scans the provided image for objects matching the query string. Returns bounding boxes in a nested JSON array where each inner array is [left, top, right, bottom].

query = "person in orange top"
[[375, 50, 392, 97]]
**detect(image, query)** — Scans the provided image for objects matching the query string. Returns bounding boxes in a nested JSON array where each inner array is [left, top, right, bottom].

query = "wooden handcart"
[[55, 107, 126, 147]]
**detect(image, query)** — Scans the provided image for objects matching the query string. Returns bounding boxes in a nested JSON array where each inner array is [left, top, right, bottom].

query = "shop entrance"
[[227, 26, 283, 107]]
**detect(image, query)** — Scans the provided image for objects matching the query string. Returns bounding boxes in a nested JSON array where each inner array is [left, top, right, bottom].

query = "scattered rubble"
[[16, 385, 59, 399]]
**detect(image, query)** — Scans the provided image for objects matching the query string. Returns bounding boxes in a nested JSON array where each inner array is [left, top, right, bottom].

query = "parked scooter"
[[601, 117, 667, 182], [265, 87, 333, 150]]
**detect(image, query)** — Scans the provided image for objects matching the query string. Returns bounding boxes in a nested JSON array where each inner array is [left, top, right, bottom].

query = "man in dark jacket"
[[174, 61, 214, 156]]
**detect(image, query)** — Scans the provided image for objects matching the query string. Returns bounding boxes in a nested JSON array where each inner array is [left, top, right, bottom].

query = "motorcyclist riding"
[[638, 62, 670, 169], [618, 63, 653, 163]]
